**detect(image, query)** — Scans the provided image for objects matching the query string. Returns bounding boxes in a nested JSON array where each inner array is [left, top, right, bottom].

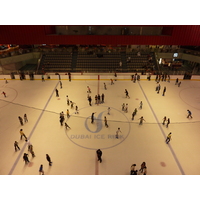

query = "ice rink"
[[1, 74, 200, 175]]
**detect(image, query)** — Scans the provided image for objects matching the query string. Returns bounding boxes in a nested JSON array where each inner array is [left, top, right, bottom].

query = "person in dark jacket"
[[46, 154, 52, 166], [96, 149, 102, 163]]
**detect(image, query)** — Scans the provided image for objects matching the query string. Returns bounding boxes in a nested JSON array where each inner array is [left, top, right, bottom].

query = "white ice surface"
[[0, 77, 200, 175]]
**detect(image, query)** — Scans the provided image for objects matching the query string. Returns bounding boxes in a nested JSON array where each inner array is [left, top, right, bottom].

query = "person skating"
[[14, 141, 20, 151], [110, 79, 114, 85], [166, 132, 172, 144], [187, 110, 192, 118], [25, 139, 33, 152], [46, 154, 52, 166], [96, 149, 102, 163], [66, 109, 70, 118], [139, 101, 143, 109], [87, 86, 91, 93], [130, 164, 138, 175], [66, 95, 70, 106], [175, 78, 179, 85], [104, 116, 108, 128], [178, 82, 181, 87], [55, 89, 59, 97], [139, 162, 146, 173], [132, 110, 137, 120], [125, 89, 130, 98], [97, 94, 101, 104], [162, 116, 167, 125], [1, 91, 6, 97], [162, 86, 166, 96], [65, 122, 71, 129], [124, 104, 128, 113], [24, 114, 28, 123], [75, 106, 79, 114], [59, 81, 62, 89], [95, 95, 98, 104], [39, 164, 44, 175], [18, 116, 23, 125], [104, 83, 107, 90], [88, 95, 92, 106], [166, 118, 170, 128], [139, 116, 145, 125], [20, 129, 27, 140], [91, 112, 95, 123], [116, 128, 122, 139], [122, 103, 125, 111], [23, 153, 30, 164], [107, 107, 111, 115], [101, 93, 104, 103], [157, 84, 161, 94]]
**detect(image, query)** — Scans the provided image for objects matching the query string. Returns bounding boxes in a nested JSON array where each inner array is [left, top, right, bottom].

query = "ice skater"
[[157, 84, 161, 94], [139, 162, 146, 173], [70, 101, 74, 109], [87, 86, 91, 93], [24, 114, 28, 123], [101, 93, 104, 103], [23, 153, 30, 164], [4, 78, 8, 84], [122, 103, 125, 111], [107, 107, 111, 115], [139, 101, 143, 109], [18, 116, 23, 125], [14, 141, 20, 151], [130, 164, 138, 175], [124, 104, 128, 113], [60, 81, 62, 89], [166, 118, 170, 128], [132, 108, 137, 120], [65, 122, 71, 129], [20, 129, 27, 140], [66, 109, 70, 118], [25, 139, 33, 152], [95, 95, 98, 104], [41, 75, 45, 82], [46, 154, 52, 166], [139, 116, 145, 125], [125, 89, 130, 98], [75, 105, 79, 114], [91, 112, 95, 123], [110, 79, 114, 85], [39, 164, 44, 175], [178, 82, 181, 87], [1, 91, 6, 97], [116, 128, 122, 139], [66, 95, 70, 106], [55, 89, 59, 97], [175, 78, 179, 85], [162, 86, 166, 96], [104, 116, 108, 128], [104, 83, 107, 90], [162, 116, 167, 125], [88, 95, 92, 106], [96, 149, 102, 163], [187, 110, 192, 118], [166, 132, 172, 144]]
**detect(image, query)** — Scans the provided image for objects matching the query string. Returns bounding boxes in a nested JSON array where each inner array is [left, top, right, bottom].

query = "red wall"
[[0, 25, 199, 45]]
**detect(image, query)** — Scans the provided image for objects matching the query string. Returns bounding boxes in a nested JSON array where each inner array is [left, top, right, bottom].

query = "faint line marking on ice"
[[138, 81, 185, 175], [8, 81, 60, 175]]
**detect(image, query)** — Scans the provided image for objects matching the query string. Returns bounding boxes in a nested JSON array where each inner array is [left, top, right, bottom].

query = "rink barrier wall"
[[1, 74, 200, 81]]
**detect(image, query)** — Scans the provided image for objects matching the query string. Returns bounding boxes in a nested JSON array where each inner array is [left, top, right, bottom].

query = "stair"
[[71, 51, 78, 72], [120, 51, 127, 72]]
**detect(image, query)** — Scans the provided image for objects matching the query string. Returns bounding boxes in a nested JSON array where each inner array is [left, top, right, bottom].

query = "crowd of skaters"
[[11, 74, 194, 175]]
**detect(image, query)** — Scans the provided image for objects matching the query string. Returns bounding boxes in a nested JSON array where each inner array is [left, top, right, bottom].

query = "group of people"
[[130, 162, 147, 175]]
